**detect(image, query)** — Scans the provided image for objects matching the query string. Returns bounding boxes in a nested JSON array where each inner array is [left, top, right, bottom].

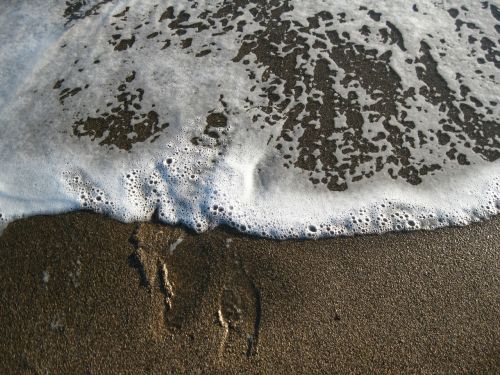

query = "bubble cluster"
[[0, 0, 498, 238], [63, 170, 117, 215]]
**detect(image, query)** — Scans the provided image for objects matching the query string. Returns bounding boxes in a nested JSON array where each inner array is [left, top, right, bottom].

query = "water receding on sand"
[[0, 0, 498, 237]]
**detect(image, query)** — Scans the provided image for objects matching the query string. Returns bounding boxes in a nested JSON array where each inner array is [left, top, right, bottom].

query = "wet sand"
[[0, 212, 498, 374]]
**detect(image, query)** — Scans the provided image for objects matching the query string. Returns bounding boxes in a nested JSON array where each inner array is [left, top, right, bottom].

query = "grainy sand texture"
[[0, 212, 498, 374]]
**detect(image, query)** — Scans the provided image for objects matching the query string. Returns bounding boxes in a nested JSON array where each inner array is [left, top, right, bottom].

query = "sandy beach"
[[0, 4, 499, 372], [0, 212, 498, 374]]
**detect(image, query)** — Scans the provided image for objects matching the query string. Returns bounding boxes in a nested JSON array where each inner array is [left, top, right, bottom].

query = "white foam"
[[169, 237, 183, 255], [0, 0, 498, 238]]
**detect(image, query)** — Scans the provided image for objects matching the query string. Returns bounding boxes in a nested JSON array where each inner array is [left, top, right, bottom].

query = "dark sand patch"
[[0, 212, 498, 373]]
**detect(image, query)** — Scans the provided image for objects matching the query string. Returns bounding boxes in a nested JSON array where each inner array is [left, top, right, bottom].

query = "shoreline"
[[0, 211, 498, 373]]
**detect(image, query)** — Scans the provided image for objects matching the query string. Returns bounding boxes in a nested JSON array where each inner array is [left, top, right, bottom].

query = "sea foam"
[[0, 0, 498, 238]]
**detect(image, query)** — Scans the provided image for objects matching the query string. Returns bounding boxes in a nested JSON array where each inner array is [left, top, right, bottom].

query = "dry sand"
[[0, 212, 498, 374]]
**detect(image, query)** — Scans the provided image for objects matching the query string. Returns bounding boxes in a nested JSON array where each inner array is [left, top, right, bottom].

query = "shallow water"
[[0, 0, 498, 237]]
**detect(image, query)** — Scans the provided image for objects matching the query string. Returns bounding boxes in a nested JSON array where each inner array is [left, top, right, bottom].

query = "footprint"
[[217, 257, 261, 359], [128, 224, 177, 338]]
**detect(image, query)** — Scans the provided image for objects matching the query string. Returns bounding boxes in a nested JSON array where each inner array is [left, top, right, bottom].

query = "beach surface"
[[0, 2, 499, 373], [0, 212, 498, 374]]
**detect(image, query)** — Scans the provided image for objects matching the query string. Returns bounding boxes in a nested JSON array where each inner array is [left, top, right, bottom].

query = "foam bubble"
[[0, 0, 498, 238]]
